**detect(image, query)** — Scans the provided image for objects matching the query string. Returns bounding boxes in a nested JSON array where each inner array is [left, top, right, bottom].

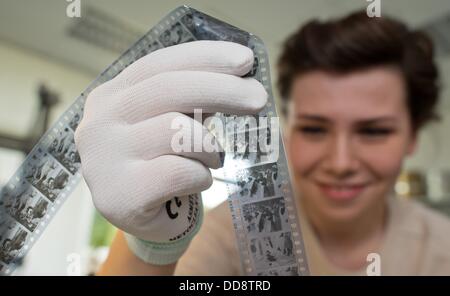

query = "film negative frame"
[[0, 5, 309, 275]]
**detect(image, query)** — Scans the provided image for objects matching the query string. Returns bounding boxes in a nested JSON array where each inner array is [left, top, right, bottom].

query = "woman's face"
[[284, 66, 416, 224]]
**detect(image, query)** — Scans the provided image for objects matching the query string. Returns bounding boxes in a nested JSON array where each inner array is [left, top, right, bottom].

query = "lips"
[[316, 182, 367, 202]]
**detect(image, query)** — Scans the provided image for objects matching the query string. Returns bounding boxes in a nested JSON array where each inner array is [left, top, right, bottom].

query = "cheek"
[[358, 139, 408, 179], [286, 132, 322, 175]]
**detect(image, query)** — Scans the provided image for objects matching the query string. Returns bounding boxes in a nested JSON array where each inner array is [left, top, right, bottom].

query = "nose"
[[323, 133, 358, 178]]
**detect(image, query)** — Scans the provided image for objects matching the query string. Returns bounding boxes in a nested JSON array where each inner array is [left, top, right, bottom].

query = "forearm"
[[97, 231, 176, 276]]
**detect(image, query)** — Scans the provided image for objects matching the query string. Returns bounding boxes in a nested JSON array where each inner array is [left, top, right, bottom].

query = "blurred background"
[[0, 0, 449, 275]]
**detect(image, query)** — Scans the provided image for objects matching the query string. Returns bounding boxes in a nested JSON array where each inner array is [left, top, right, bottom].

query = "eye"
[[358, 127, 393, 137], [295, 125, 327, 136]]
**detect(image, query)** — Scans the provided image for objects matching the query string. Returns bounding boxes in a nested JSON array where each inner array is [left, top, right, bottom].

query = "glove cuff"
[[124, 201, 204, 266]]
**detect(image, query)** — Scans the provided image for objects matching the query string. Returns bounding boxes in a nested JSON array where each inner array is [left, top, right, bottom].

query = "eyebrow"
[[295, 114, 397, 125]]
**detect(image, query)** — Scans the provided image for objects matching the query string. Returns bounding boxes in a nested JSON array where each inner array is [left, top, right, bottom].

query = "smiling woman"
[[273, 10, 449, 274], [284, 67, 418, 271]]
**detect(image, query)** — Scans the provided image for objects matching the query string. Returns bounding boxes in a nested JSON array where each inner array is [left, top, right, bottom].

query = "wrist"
[[124, 200, 204, 265]]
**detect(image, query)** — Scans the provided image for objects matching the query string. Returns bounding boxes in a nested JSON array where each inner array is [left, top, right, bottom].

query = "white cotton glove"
[[74, 41, 268, 265]]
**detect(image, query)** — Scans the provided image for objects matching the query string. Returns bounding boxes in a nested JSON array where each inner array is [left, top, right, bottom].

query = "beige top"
[[175, 197, 450, 275]]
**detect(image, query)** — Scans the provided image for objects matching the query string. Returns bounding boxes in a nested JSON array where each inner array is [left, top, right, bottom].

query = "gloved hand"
[[74, 41, 267, 265]]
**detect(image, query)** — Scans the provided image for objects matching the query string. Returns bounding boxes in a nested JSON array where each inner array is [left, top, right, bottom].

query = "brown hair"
[[277, 10, 440, 131]]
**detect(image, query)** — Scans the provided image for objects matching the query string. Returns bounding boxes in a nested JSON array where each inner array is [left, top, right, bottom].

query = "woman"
[[76, 11, 450, 275]]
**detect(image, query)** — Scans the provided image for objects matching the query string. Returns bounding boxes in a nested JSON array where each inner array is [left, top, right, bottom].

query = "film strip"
[[0, 6, 309, 275]]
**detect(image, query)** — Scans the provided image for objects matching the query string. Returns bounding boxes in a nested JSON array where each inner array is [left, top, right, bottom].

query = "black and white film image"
[[146, 39, 162, 53], [0, 214, 16, 233], [224, 115, 272, 135], [180, 11, 250, 45], [133, 39, 160, 61], [227, 115, 258, 133], [257, 265, 298, 276], [49, 127, 81, 174], [249, 232, 295, 270], [245, 48, 259, 78], [158, 22, 195, 47], [0, 223, 27, 265], [227, 127, 277, 166], [242, 197, 289, 236], [68, 113, 81, 131], [1, 184, 48, 231], [234, 163, 282, 199], [24, 149, 70, 202]]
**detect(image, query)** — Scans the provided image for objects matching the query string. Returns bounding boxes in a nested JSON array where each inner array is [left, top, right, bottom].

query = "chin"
[[315, 201, 367, 224]]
